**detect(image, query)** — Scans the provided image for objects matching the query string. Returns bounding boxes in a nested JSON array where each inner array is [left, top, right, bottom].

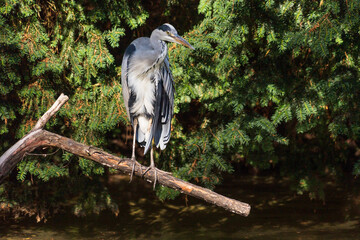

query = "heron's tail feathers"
[[143, 133, 152, 154], [142, 118, 171, 155], [136, 116, 152, 154], [136, 127, 146, 147], [155, 118, 171, 150], [139, 77, 173, 154]]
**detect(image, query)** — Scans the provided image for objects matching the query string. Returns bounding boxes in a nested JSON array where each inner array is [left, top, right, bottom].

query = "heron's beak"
[[173, 34, 195, 50]]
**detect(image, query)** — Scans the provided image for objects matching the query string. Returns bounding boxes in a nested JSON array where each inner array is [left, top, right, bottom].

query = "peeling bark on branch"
[[0, 94, 251, 217]]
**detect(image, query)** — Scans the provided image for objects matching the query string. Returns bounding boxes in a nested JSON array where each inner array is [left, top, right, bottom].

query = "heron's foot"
[[129, 157, 142, 183], [143, 165, 158, 190]]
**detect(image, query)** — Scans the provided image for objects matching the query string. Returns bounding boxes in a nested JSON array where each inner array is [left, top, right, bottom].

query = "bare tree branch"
[[0, 94, 69, 177], [31, 93, 69, 132], [0, 94, 251, 217]]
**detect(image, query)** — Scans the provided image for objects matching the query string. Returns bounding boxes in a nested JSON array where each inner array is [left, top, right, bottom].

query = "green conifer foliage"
[[164, 0, 360, 198], [0, 0, 148, 219], [1, 0, 360, 219]]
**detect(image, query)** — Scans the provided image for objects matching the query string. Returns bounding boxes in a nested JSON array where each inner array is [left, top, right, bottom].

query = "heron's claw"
[[129, 157, 142, 183], [143, 166, 158, 190]]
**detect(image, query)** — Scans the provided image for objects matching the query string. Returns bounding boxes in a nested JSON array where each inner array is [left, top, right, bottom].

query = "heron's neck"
[[150, 31, 167, 63], [150, 30, 165, 53]]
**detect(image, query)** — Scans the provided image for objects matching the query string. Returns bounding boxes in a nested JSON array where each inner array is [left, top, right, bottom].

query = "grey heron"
[[121, 23, 194, 188]]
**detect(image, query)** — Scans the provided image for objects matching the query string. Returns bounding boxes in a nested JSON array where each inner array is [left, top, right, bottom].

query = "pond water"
[[0, 174, 359, 239]]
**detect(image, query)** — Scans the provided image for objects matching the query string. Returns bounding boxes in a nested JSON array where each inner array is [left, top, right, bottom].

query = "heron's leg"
[[142, 140, 159, 190], [129, 118, 140, 182], [131, 118, 138, 160], [150, 144, 157, 189]]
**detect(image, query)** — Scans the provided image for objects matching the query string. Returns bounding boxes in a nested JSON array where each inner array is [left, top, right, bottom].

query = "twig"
[[25, 148, 60, 157], [31, 93, 69, 132]]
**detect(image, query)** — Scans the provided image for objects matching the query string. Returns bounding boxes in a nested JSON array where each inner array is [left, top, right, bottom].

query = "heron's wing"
[[144, 55, 174, 153], [161, 55, 175, 124], [157, 55, 175, 149], [121, 43, 136, 122], [144, 56, 175, 154], [143, 79, 163, 154]]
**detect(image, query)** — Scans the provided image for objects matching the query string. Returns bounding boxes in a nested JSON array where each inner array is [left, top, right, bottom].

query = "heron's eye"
[[166, 31, 171, 35]]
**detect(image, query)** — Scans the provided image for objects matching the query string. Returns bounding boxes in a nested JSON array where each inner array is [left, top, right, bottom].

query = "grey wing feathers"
[[158, 55, 175, 147], [122, 42, 147, 147], [121, 43, 137, 122], [161, 55, 175, 123], [144, 55, 174, 154]]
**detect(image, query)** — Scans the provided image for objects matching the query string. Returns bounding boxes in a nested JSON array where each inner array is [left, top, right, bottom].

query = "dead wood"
[[0, 94, 251, 217]]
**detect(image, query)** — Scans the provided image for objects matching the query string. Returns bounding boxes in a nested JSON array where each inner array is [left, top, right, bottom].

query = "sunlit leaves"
[[224, 121, 250, 147], [1, 0, 360, 216], [104, 26, 125, 48], [271, 103, 292, 125], [296, 101, 317, 123], [17, 159, 68, 182], [0, 0, 148, 217], [169, 0, 360, 201]]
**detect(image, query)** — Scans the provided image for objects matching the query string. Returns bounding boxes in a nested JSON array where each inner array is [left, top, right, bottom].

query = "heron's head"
[[155, 23, 195, 50]]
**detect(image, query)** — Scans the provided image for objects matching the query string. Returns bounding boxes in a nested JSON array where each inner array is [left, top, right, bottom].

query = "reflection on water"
[[0, 175, 359, 239]]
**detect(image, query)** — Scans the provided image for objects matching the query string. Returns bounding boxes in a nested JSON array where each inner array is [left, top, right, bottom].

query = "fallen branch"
[[0, 94, 251, 217]]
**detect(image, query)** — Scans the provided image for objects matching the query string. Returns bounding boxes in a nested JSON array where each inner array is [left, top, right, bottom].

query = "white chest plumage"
[[128, 41, 167, 118]]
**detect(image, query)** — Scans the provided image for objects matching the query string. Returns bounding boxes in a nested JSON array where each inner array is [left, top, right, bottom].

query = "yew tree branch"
[[0, 94, 251, 217]]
